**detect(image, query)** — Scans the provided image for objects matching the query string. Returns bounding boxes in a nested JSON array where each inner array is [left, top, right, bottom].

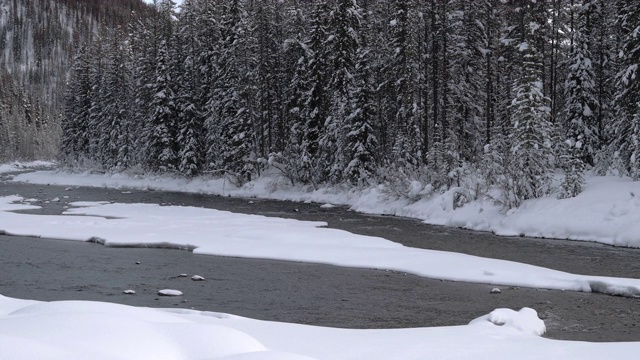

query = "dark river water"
[[1, 179, 639, 342]]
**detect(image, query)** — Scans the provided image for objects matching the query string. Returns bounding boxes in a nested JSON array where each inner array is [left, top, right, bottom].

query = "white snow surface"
[[0, 295, 638, 360], [10, 169, 640, 248], [1, 195, 639, 296], [158, 289, 183, 296], [0, 160, 54, 174]]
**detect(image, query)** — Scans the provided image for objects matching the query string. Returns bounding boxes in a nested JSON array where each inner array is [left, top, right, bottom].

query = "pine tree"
[[610, 0, 640, 179], [251, 1, 287, 159], [86, 38, 107, 164], [321, 0, 361, 183], [388, 0, 422, 170], [61, 45, 92, 164], [209, 0, 256, 183], [344, 23, 378, 186], [300, 2, 331, 184], [147, 39, 178, 172], [560, 2, 599, 198], [508, 3, 554, 204], [175, 2, 204, 177]]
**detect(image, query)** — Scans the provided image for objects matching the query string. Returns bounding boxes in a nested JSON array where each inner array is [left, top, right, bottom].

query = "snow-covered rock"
[[158, 289, 183, 296], [469, 308, 546, 336]]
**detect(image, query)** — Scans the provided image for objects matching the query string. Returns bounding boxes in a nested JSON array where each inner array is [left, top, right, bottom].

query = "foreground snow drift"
[[1, 295, 638, 360], [11, 170, 640, 248], [1, 196, 639, 296]]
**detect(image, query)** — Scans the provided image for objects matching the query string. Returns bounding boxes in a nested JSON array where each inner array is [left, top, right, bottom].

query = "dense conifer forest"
[[6, 0, 640, 206], [0, 0, 152, 160]]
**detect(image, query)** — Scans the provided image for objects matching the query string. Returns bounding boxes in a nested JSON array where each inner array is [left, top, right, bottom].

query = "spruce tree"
[[146, 39, 178, 172], [300, 2, 331, 184], [344, 24, 378, 186], [61, 45, 92, 164], [508, 3, 554, 204], [560, 2, 598, 198], [175, 0, 205, 177], [210, 0, 256, 183], [611, 0, 640, 179], [322, 0, 361, 183]]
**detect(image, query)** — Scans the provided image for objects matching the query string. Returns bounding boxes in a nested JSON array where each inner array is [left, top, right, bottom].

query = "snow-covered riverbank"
[[10, 167, 640, 248]]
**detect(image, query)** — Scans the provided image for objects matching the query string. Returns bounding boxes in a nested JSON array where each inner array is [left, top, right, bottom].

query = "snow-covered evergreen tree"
[[299, 2, 331, 184], [146, 38, 178, 172], [344, 22, 378, 186], [610, 0, 640, 179], [61, 45, 92, 164], [560, 2, 599, 198], [388, 0, 422, 170], [321, 0, 361, 183], [175, 1, 205, 177], [100, 31, 133, 170], [208, 0, 257, 183], [508, 4, 554, 204]]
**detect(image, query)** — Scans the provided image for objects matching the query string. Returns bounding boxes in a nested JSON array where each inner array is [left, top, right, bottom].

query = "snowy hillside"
[[0, 0, 152, 161]]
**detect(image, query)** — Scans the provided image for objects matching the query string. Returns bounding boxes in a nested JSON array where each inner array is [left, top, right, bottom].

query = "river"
[[1, 180, 639, 342]]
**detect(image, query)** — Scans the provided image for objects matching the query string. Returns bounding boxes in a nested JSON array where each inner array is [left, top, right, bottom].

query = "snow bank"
[[1, 196, 639, 296], [0, 195, 40, 212], [11, 170, 640, 247], [469, 308, 546, 336], [1, 295, 638, 360], [0, 161, 55, 174]]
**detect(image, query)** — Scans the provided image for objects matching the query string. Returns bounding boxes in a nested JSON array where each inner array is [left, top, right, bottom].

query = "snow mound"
[[469, 307, 546, 336], [158, 289, 183, 296], [0, 300, 276, 360], [1, 296, 639, 359]]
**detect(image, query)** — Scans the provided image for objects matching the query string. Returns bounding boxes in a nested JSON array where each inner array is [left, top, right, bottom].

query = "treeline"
[[0, 0, 153, 161], [61, 0, 640, 206]]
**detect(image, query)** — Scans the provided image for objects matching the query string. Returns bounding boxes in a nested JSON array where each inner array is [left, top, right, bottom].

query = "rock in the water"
[[123, 290, 136, 295], [158, 289, 183, 296], [135, 261, 141, 265], [191, 275, 205, 281], [178, 274, 188, 278], [490, 288, 501, 294]]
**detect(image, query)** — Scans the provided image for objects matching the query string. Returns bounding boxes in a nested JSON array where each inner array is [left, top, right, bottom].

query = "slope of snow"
[[1, 295, 638, 360], [1, 196, 639, 296], [10, 169, 640, 248]]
